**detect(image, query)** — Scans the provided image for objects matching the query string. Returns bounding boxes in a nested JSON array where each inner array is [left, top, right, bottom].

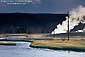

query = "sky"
[[0, 0, 85, 13]]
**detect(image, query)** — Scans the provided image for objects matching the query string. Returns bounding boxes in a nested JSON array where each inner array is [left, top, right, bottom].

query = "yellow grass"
[[0, 42, 16, 45], [32, 37, 85, 49]]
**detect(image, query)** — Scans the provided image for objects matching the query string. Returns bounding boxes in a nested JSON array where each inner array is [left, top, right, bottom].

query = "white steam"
[[52, 5, 85, 34]]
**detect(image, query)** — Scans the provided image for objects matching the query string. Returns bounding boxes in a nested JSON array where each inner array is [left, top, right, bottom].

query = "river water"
[[0, 41, 85, 57]]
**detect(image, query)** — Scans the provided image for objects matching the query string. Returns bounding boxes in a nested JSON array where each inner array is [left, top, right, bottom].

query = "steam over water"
[[52, 5, 85, 34]]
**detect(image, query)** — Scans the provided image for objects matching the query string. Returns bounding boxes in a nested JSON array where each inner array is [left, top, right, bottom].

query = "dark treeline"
[[0, 13, 68, 34]]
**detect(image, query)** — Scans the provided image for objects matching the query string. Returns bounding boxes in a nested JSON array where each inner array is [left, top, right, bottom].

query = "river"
[[0, 41, 85, 57]]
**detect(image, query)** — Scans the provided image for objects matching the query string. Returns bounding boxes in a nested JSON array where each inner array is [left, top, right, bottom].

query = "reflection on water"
[[0, 41, 85, 57], [16, 42, 31, 48]]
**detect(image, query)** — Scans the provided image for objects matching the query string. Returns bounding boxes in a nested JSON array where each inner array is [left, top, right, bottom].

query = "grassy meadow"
[[30, 37, 85, 52]]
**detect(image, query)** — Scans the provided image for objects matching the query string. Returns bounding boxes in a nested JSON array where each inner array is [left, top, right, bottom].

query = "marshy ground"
[[0, 34, 85, 52], [30, 37, 85, 52]]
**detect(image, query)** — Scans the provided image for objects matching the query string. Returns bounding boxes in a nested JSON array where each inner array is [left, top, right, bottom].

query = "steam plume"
[[52, 5, 85, 34]]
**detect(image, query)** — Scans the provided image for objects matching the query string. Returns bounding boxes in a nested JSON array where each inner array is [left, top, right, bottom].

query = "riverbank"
[[30, 37, 85, 52], [0, 37, 85, 52], [0, 42, 16, 45]]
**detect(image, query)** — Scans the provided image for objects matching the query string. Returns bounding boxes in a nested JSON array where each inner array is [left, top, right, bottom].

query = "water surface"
[[0, 41, 85, 57]]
